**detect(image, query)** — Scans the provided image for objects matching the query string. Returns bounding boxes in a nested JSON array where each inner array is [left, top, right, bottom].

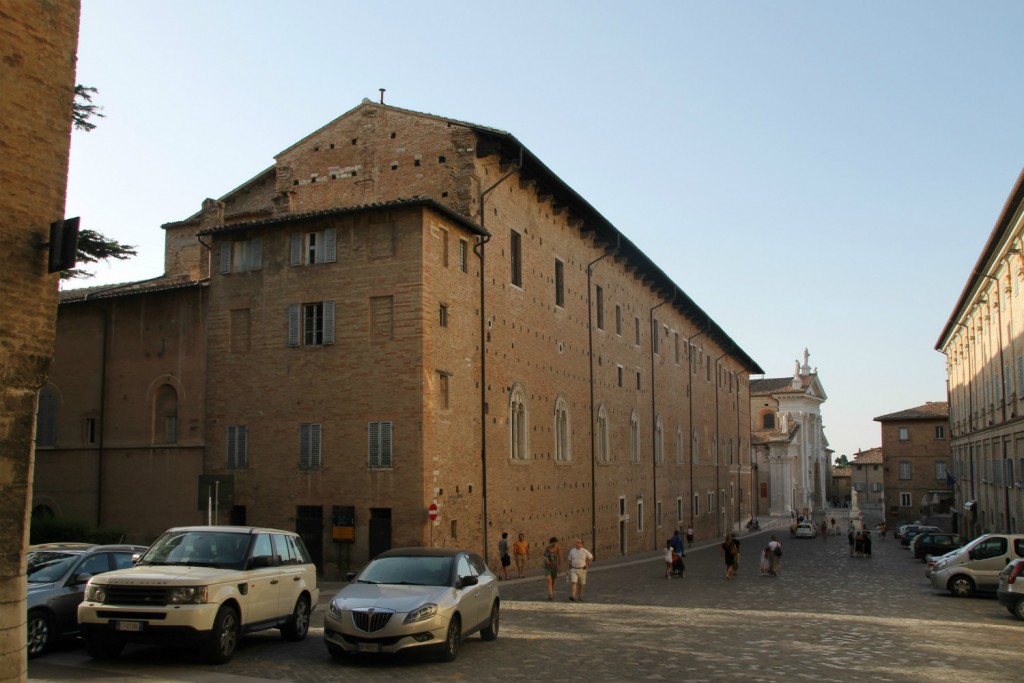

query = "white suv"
[[78, 526, 319, 664]]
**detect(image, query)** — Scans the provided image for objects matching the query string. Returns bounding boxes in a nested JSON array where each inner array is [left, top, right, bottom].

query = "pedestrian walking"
[[542, 537, 561, 600], [821, 521, 828, 540], [566, 538, 594, 601], [848, 529, 855, 557], [863, 530, 872, 557], [759, 546, 771, 576], [513, 532, 530, 578], [685, 526, 694, 548], [721, 534, 737, 579], [767, 535, 782, 576], [664, 541, 674, 579], [497, 531, 511, 580]]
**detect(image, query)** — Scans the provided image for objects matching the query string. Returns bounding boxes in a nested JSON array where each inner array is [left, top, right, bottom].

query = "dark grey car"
[[27, 542, 146, 657]]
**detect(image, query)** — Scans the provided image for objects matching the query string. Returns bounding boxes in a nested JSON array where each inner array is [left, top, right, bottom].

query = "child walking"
[[664, 541, 674, 579], [759, 546, 771, 577]]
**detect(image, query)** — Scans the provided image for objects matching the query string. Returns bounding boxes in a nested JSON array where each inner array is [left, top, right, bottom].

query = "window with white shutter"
[[290, 228, 337, 266], [227, 425, 247, 468], [299, 423, 322, 470], [221, 238, 262, 274], [288, 301, 335, 347], [368, 421, 393, 469]]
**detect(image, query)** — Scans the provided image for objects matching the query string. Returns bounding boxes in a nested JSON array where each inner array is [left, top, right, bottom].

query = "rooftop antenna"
[[379, 88, 386, 104]]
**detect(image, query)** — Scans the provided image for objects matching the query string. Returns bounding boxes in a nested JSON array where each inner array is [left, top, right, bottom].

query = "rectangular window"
[[652, 318, 659, 354], [288, 301, 335, 347], [676, 497, 683, 522], [634, 317, 641, 346], [227, 425, 247, 468], [693, 493, 700, 517], [934, 425, 945, 439], [299, 423, 322, 470], [675, 332, 680, 364], [439, 304, 449, 328], [898, 427, 909, 441], [369, 421, 393, 468], [656, 500, 663, 528], [935, 461, 946, 480], [220, 237, 263, 274], [617, 365, 623, 388], [441, 228, 449, 268], [898, 461, 911, 480], [510, 229, 522, 287], [636, 500, 643, 532], [439, 373, 450, 409], [690, 344, 697, 374], [595, 286, 604, 330], [615, 304, 622, 335], [289, 228, 337, 266], [899, 492, 912, 507], [459, 239, 468, 273], [707, 491, 714, 515], [636, 370, 641, 390], [554, 258, 565, 307], [85, 417, 98, 445], [854, 482, 864, 492]]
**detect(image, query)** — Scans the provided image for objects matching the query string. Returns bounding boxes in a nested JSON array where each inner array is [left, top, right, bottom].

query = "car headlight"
[[328, 602, 343, 618], [403, 603, 438, 624], [84, 584, 107, 603], [167, 586, 208, 604]]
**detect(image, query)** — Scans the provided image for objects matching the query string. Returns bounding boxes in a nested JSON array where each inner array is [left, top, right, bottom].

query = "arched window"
[[630, 410, 640, 463], [654, 416, 664, 464], [596, 405, 609, 463], [154, 384, 179, 444], [510, 384, 528, 460], [554, 395, 571, 462], [35, 387, 58, 447], [762, 412, 775, 429]]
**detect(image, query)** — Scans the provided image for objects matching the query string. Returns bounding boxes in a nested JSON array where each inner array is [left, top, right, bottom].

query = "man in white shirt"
[[566, 539, 594, 601]]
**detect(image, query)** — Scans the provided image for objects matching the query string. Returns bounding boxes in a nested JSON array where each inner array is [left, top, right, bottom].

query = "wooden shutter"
[[288, 304, 300, 347], [324, 228, 337, 263], [248, 237, 262, 271], [36, 389, 58, 447], [323, 300, 335, 345], [369, 421, 392, 468], [289, 233, 301, 266], [220, 243, 231, 275]]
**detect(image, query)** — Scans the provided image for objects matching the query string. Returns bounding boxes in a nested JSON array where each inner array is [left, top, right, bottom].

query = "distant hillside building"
[[936, 170, 1024, 537], [750, 350, 829, 518], [874, 402, 952, 529], [36, 101, 763, 574]]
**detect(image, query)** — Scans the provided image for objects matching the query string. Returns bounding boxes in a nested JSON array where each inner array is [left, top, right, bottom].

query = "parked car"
[[324, 547, 499, 662], [911, 533, 964, 561], [794, 523, 817, 539], [927, 533, 1024, 597], [996, 559, 1024, 620], [900, 525, 940, 547], [78, 526, 318, 664], [26, 542, 146, 658]]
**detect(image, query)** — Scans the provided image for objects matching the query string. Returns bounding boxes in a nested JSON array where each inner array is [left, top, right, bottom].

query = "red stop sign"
[[428, 503, 438, 521]]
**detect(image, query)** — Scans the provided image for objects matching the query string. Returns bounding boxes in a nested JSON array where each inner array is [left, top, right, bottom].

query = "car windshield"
[[139, 531, 250, 570], [26, 551, 79, 583], [356, 556, 453, 586]]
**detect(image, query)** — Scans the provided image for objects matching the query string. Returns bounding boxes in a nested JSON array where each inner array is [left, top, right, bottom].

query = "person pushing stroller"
[[667, 529, 686, 577]]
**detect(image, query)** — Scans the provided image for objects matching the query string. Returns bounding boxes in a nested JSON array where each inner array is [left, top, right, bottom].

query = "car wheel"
[[26, 610, 53, 659], [948, 575, 975, 598], [436, 615, 461, 662], [480, 601, 499, 641], [280, 596, 310, 641], [84, 633, 125, 660], [203, 605, 240, 664], [1014, 598, 1024, 621], [327, 643, 349, 661]]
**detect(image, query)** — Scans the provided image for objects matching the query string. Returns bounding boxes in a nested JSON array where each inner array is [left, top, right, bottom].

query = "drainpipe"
[[649, 291, 674, 548], [734, 355, 744, 528], [686, 320, 709, 529], [587, 239, 616, 552], [475, 149, 522, 564], [713, 352, 726, 536]]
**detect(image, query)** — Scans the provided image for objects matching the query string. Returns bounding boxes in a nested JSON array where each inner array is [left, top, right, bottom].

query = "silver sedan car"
[[324, 548, 499, 662]]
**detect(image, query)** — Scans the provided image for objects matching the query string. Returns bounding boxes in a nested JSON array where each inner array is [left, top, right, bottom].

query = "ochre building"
[[37, 101, 762, 576]]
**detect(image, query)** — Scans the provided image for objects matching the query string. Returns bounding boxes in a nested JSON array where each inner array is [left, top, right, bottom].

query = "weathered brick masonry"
[[38, 101, 762, 577]]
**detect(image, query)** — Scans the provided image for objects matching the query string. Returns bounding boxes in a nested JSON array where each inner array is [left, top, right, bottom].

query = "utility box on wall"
[[332, 505, 355, 542]]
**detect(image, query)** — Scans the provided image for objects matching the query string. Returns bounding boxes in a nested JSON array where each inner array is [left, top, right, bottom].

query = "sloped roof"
[[750, 422, 800, 446], [874, 402, 949, 422], [832, 467, 851, 478], [852, 447, 883, 464], [60, 275, 204, 304]]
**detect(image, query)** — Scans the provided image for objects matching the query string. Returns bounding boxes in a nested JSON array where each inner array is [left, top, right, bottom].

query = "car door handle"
[[270, 579, 279, 585], [293, 576, 301, 581]]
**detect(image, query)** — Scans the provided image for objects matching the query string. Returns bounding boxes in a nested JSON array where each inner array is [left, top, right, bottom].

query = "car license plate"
[[357, 642, 381, 653], [115, 621, 143, 632]]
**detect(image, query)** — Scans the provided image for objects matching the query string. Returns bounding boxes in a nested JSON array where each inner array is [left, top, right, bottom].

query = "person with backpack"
[[767, 534, 782, 576]]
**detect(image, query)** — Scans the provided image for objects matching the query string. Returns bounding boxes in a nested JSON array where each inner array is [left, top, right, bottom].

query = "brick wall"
[[0, 1, 80, 680]]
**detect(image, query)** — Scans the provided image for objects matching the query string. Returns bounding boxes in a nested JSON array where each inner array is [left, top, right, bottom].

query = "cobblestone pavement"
[[29, 526, 1023, 683]]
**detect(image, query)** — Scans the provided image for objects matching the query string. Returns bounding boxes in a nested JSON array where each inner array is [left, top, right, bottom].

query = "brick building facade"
[[38, 101, 762, 576], [875, 402, 952, 529], [0, 2, 81, 680]]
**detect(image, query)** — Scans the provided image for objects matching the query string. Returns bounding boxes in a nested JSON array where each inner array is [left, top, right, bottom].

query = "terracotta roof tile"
[[874, 402, 949, 422]]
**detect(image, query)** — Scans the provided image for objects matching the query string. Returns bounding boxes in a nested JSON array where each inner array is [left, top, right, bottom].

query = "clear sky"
[[65, 0, 1024, 462]]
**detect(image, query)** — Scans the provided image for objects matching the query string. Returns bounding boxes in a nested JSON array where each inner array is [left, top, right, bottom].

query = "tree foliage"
[[61, 229, 138, 280], [835, 454, 851, 467], [73, 84, 105, 132]]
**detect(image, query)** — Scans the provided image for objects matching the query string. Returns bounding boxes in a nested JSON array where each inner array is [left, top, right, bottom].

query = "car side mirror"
[[345, 572, 356, 582], [458, 575, 478, 588], [73, 572, 93, 585]]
